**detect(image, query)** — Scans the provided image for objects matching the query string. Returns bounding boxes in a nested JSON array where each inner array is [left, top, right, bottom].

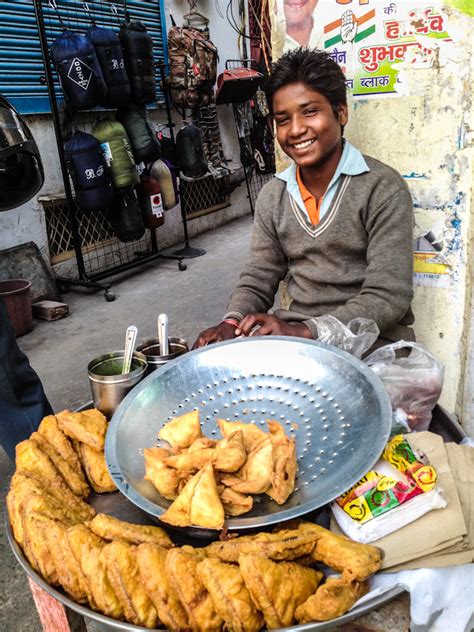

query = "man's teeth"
[[293, 139, 315, 149]]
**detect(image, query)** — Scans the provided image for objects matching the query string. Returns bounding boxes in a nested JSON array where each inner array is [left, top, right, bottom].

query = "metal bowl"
[[106, 337, 391, 534]]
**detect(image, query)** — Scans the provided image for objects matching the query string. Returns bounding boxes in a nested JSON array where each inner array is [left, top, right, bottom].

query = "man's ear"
[[338, 105, 348, 126]]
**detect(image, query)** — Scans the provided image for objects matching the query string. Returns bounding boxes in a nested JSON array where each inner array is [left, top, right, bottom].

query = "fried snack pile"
[[7, 411, 383, 630], [144, 411, 297, 529]]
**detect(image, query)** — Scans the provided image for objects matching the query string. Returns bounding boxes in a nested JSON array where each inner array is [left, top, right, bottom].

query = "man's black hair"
[[264, 47, 347, 118]]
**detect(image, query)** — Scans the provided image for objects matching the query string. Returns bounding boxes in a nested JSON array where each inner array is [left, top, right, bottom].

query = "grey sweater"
[[225, 155, 415, 341]]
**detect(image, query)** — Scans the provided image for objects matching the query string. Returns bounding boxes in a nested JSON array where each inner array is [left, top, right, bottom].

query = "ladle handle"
[[158, 314, 169, 356], [122, 325, 138, 374]]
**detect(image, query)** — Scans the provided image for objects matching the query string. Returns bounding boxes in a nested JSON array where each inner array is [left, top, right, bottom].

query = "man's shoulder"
[[256, 177, 287, 209], [359, 155, 409, 190]]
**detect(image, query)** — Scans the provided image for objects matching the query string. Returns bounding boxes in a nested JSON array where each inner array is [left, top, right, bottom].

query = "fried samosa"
[[158, 410, 202, 449], [166, 547, 223, 632], [161, 462, 225, 530], [56, 408, 107, 451], [38, 414, 83, 473], [239, 554, 323, 629], [205, 527, 319, 563], [213, 430, 247, 473], [300, 523, 382, 581], [102, 540, 158, 628], [197, 557, 263, 632], [74, 440, 116, 493], [30, 431, 90, 498], [220, 487, 253, 517], [87, 513, 173, 548], [137, 543, 190, 631], [265, 420, 297, 505], [67, 524, 123, 618], [295, 577, 369, 622], [220, 437, 273, 494], [14, 440, 95, 521], [217, 419, 267, 453], [164, 446, 215, 472], [144, 446, 190, 500]]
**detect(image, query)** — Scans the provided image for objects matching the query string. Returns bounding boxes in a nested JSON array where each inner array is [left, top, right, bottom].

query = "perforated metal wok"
[[106, 337, 391, 533]]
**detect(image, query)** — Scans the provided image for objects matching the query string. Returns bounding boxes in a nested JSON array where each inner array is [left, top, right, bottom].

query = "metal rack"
[[33, 0, 194, 301]]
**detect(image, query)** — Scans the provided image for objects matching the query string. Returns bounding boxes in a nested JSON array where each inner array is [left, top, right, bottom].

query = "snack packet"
[[331, 435, 446, 543]]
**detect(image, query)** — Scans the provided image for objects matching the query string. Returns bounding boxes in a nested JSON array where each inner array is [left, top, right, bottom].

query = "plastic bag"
[[365, 341, 444, 432], [315, 315, 379, 359]]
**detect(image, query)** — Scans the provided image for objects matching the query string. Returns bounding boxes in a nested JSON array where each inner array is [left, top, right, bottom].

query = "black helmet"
[[0, 95, 44, 211]]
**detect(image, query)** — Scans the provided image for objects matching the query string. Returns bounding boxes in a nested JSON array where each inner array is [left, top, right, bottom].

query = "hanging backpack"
[[136, 175, 165, 228], [119, 20, 156, 104], [50, 30, 106, 111], [150, 159, 178, 209], [109, 189, 145, 242], [167, 26, 218, 109], [175, 123, 208, 178], [92, 119, 139, 189], [64, 131, 113, 212], [86, 25, 131, 107], [116, 104, 161, 164]]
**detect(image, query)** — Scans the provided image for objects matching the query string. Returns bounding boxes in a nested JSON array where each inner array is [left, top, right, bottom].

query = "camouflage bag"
[[167, 26, 218, 109]]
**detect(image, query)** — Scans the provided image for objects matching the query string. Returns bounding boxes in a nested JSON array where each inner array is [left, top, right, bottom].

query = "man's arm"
[[224, 192, 289, 322], [304, 186, 414, 337]]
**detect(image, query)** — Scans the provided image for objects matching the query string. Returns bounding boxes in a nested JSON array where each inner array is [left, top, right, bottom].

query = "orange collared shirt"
[[296, 166, 323, 225]]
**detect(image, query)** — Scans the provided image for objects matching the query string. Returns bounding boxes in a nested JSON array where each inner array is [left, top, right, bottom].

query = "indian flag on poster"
[[324, 9, 376, 49]]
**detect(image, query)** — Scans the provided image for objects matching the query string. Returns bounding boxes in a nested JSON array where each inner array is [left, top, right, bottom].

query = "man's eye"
[[275, 118, 288, 126], [304, 109, 318, 116]]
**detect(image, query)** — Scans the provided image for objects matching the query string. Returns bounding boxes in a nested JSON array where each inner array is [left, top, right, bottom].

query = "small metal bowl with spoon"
[[136, 314, 189, 374]]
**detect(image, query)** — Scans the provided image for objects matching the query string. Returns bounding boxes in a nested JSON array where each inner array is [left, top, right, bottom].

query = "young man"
[[193, 48, 414, 349]]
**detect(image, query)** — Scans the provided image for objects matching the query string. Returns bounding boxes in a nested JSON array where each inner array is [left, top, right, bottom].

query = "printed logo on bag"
[[67, 58, 93, 90], [100, 142, 113, 166], [150, 193, 163, 217], [85, 165, 104, 179], [111, 59, 125, 70]]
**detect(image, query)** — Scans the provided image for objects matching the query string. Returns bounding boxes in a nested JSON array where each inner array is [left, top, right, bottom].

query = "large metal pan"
[[106, 337, 392, 534]]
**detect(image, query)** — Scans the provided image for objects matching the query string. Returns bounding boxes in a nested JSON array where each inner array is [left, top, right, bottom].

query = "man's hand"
[[192, 322, 237, 349], [340, 10, 358, 43], [236, 313, 313, 338]]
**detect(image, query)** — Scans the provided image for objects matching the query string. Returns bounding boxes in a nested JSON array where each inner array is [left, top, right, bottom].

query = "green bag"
[[92, 119, 139, 189]]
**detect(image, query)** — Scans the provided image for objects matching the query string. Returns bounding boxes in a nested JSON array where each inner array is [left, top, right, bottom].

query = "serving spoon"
[[122, 325, 138, 374]]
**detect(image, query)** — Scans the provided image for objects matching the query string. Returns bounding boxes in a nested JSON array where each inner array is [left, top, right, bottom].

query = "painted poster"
[[271, 0, 453, 98]]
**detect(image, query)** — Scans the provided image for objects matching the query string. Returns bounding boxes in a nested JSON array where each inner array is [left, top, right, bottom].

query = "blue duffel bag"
[[50, 30, 106, 111], [64, 131, 114, 212], [86, 25, 131, 107]]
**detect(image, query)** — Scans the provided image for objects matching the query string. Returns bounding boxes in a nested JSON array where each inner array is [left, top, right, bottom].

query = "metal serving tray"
[[106, 337, 392, 533]]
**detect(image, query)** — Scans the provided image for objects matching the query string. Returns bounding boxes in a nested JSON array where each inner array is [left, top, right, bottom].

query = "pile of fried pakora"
[[7, 408, 384, 630], [144, 410, 297, 529]]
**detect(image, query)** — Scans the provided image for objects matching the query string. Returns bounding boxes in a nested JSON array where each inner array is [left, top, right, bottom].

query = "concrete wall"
[[270, 2, 473, 425], [0, 3, 251, 275]]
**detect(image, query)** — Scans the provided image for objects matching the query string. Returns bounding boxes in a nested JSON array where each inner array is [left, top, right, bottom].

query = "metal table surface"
[[6, 404, 465, 631]]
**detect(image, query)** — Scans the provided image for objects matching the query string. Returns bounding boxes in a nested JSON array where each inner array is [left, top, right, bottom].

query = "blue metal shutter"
[[0, 0, 167, 115]]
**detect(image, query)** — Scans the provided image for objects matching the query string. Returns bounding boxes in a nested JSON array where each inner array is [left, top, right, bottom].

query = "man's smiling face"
[[284, 0, 318, 29], [273, 82, 348, 169]]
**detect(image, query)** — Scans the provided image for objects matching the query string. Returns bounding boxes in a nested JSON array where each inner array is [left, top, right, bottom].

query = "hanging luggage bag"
[[109, 189, 145, 242], [175, 123, 208, 178], [86, 25, 131, 107], [64, 131, 113, 212], [119, 20, 156, 104], [50, 30, 106, 111], [116, 104, 161, 164], [150, 159, 178, 209], [92, 119, 139, 189], [136, 175, 165, 228]]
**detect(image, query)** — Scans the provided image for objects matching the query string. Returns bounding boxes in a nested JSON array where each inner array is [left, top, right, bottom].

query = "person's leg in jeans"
[[0, 297, 53, 460]]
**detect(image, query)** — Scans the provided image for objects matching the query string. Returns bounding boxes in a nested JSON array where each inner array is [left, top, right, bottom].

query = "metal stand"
[[33, 0, 186, 302], [158, 62, 206, 258]]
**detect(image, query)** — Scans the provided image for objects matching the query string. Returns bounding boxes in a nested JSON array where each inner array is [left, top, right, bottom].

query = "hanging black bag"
[[119, 20, 156, 104], [86, 25, 131, 107], [109, 189, 145, 242], [50, 30, 106, 111], [175, 123, 208, 178], [64, 131, 113, 212], [116, 104, 161, 164]]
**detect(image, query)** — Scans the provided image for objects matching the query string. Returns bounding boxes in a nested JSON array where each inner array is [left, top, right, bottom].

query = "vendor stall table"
[[6, 404, 465, 632]]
